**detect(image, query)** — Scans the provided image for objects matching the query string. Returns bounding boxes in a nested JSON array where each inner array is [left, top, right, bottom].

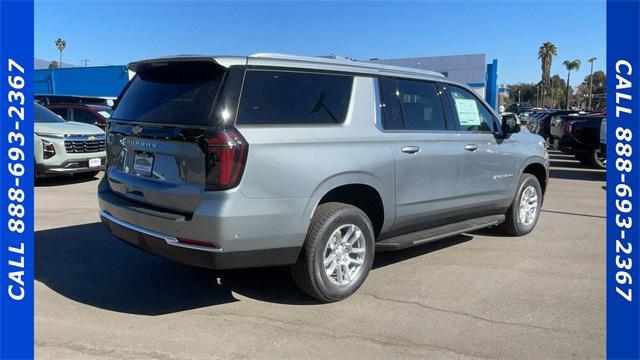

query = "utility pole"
[[518, 90, 521, 103], [82, 59, 90, 67], [551, 77, 555, 108], [587, 57, 597, 111]]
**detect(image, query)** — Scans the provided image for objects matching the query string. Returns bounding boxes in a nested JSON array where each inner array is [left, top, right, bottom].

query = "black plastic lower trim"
[[100, 213, 301, 270]]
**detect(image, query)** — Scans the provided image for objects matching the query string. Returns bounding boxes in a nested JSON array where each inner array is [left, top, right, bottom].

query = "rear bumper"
[[100, 211, 300, 269], [97, 176, 309, 269]]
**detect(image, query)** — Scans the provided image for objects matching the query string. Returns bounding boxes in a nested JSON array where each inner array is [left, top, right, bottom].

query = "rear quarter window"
[[236, 70, 353, 125]]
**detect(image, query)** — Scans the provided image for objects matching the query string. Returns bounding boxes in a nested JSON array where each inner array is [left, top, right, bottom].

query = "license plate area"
[[133, 152, 154, 177], [88, 158, 101, 168]]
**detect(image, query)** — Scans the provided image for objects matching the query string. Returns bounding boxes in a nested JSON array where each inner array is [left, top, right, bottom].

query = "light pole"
[[587, 57, 597, 111], [518, 90, 522, 103], [551, 77, 555, 109]]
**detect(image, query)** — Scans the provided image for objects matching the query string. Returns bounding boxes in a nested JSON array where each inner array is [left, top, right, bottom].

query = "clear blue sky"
[[35, 0, 606, 85]]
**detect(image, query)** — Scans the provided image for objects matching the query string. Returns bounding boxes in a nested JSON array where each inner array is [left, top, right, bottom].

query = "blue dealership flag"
[[607, 0, 640, 358], [0, 0, 35, 358]]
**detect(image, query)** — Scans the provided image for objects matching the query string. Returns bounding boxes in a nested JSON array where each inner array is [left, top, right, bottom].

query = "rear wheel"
[[291, 202, 374, 302], [589, 147, 606, 170], [500, 174, 542, 236]]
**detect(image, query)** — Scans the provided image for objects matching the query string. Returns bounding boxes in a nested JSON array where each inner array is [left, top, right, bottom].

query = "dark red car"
[[46, 103, 112, 129]]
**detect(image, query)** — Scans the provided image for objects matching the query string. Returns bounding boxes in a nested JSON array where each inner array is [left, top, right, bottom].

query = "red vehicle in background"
[[46, 103, 112, 130]]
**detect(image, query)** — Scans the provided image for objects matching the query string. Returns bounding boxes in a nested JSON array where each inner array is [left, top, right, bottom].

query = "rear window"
[[111, 62, 225, 125], [237, 70, 353, 125]]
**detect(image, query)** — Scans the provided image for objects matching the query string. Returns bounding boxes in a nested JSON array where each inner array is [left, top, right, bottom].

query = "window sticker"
[[454, 98, 481, 126]]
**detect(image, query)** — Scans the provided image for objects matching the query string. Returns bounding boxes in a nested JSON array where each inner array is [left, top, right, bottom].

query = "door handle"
[[464, 144, 479, 152], [401, 146, 420, 154]]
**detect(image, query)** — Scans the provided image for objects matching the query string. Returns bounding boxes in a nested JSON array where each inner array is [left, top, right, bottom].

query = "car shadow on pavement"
[[35, 174, 100, 187], [373, 234, 474, 269], [549, 168, 606, 182], [36, 222, 319, 314], [549, 160, 591, 169], [36, 223, 476, 313]]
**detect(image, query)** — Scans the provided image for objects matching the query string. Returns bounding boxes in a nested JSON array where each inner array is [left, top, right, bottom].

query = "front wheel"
[[500, 174, 542, 236], [291, 202, 375, 302]]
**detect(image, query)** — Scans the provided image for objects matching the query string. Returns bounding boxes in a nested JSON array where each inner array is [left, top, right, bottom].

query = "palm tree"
[[563, 59, 581, 109], [538, 42, 557, 107], [54, 38, 66, 68]]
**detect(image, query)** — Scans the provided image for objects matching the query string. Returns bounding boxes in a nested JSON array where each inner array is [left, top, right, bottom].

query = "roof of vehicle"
[[128, 53, 450, 82], [47, 103, 112, 111]]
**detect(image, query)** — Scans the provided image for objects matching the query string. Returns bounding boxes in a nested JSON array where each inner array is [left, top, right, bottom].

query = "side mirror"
[[500, 115, 521, 135]]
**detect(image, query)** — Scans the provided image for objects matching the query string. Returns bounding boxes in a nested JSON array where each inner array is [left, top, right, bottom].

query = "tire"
[[291, 202, 375, 302], [589, 147, 606, 170], [500, 174, 542, 236]]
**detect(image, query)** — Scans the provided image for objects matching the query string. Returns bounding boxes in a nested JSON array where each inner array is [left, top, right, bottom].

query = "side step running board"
[[375, 214, 505, 251]]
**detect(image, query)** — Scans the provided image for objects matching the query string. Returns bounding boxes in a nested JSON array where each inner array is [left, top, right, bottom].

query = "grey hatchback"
[[99, 54, 549, 301]]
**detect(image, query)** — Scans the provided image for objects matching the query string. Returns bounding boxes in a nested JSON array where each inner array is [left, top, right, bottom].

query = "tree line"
[[504, 42, 605, 111]]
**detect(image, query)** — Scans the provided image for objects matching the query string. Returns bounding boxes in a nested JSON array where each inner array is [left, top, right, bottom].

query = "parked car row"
[[516, 105, 606, 170], [549, 113, 606, 169]]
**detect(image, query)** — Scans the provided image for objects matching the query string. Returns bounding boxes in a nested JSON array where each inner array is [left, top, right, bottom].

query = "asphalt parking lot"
[[35, 150, 605, 360]]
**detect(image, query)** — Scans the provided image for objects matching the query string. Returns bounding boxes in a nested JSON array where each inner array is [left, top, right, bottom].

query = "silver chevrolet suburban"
[[99, 54, 549, 301]]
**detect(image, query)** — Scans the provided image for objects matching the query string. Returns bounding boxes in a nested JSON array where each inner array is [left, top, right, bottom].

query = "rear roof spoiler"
[[128, 56, 246, 73]]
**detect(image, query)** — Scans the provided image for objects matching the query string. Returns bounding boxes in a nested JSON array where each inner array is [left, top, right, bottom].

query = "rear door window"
[[446, 85, 496, 132], [111, 61, 226, 125], [237, 70, 353, 125], [396, 79, 446, 131]]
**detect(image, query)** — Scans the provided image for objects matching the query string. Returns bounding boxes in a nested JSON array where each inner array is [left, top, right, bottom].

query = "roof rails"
[[249, 53, 446, 79]]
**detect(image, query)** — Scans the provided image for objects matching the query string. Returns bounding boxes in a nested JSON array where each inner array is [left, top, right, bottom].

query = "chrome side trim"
[[99, 210, 223, 253]]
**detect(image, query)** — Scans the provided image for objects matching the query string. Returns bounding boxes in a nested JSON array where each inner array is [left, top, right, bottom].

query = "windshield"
[[35, 103, 66, 123], [112, 61, 225, 125]]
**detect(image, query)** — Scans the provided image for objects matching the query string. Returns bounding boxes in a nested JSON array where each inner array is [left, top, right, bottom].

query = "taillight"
[[563, 120, 585, 135], [205, 127, 248, 191]]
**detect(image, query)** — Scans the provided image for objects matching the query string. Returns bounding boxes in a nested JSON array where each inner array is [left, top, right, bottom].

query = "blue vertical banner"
[[607, 0, 640, 359], [0, 0, 35, 359]]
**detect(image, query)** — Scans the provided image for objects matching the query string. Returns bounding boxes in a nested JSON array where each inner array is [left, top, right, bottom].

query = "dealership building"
[[369, 53, 499, 109], [34, 53, 499, 109]]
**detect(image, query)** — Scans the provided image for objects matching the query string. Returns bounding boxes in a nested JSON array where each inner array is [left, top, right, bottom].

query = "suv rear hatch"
[[105, 59, 247, 214]]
